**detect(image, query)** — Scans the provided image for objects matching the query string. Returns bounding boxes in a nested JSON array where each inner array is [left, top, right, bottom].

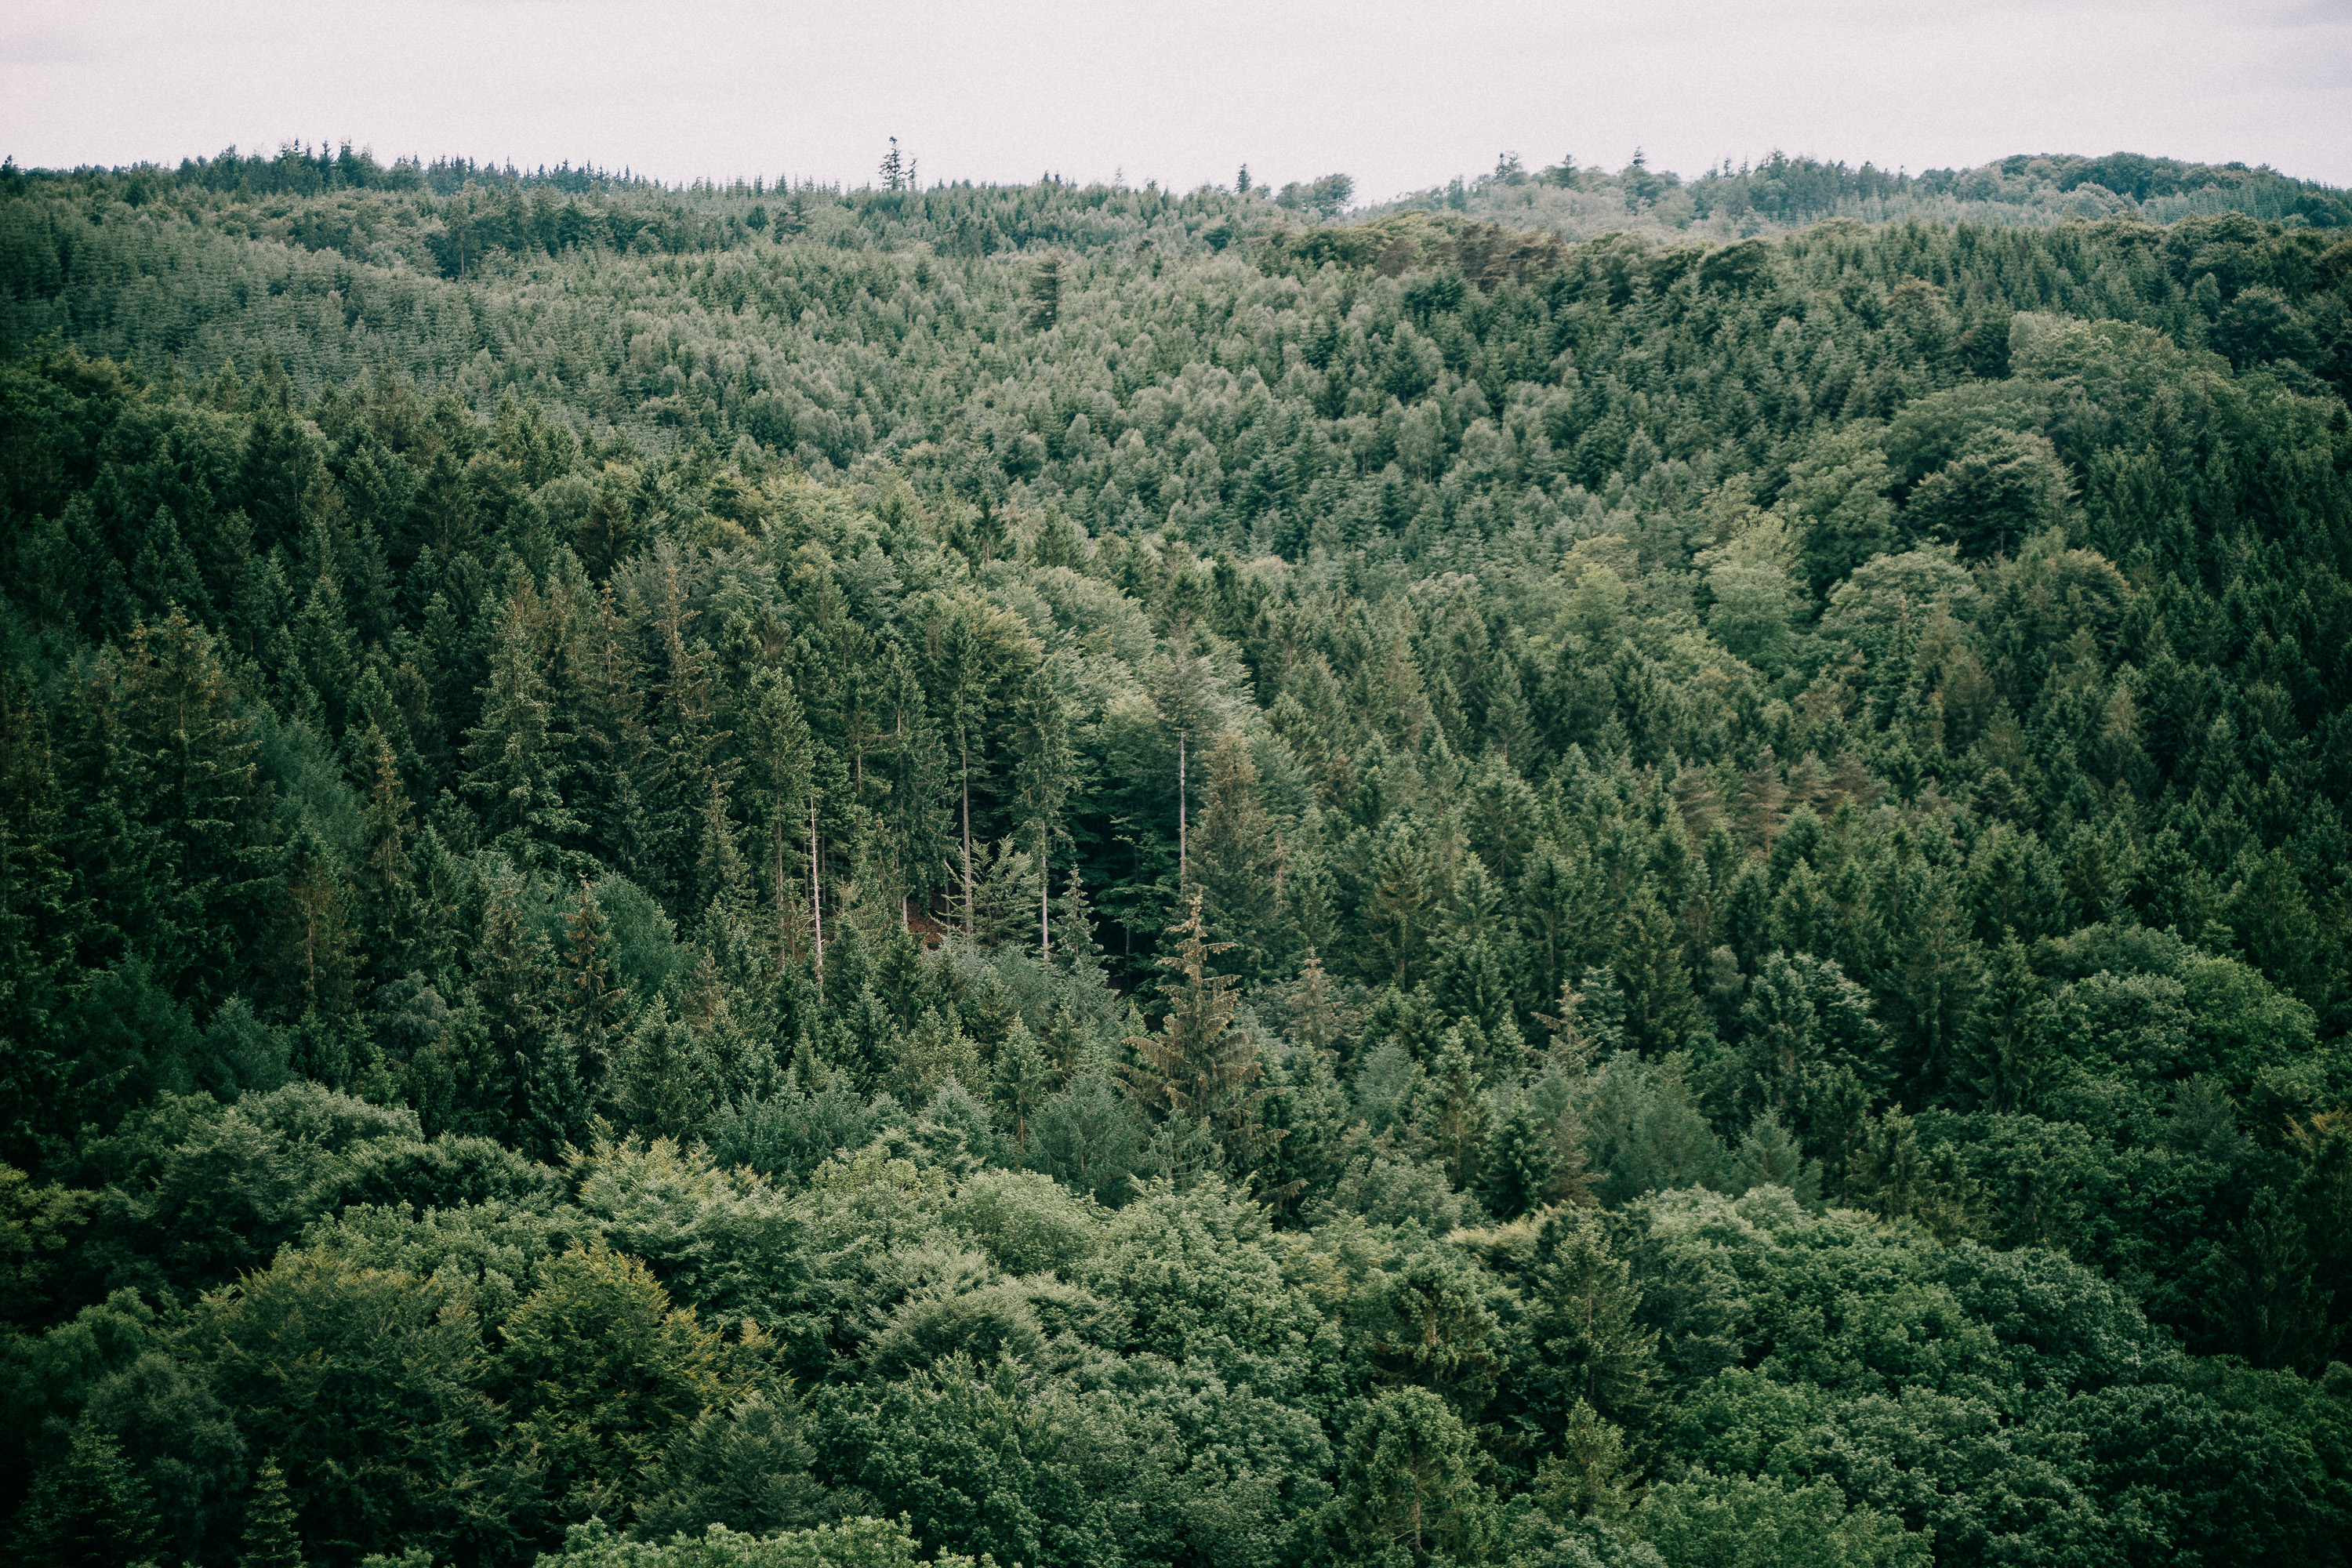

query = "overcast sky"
[[4, 0, 2347, 197]]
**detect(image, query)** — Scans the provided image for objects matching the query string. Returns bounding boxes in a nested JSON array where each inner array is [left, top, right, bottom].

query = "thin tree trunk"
[[1178, 729, 1188, 885], [1040, 830, 1050, 961], [810, 803, 824, 993], [961, 739, 975, 938], [896, 710, 908, 931], [772, 818, 786, 971]]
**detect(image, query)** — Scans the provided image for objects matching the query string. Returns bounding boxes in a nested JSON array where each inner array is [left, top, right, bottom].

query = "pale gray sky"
[[4, 0, 2347, 194]]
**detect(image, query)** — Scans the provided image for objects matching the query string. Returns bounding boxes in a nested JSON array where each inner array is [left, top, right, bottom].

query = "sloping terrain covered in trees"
[[2, 149, 2351, 1568]]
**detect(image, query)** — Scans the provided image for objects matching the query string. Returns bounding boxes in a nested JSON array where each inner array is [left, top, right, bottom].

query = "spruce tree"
[[350, 720, 415, 975], [238, 1456, 303, 1568], [1009, 657, 1077, 960], [1192, 728, 1291, 982], [0, 673, 77, 1160], [108, 607, 279, 1005], [1954, 932, 2053, 1113], [743, 666, 815, 971], [461, 582, 575, 861], [876, 644, 953, 930], [1411, 1029, 1490, 1191], [12, 1421, 162, 1568], [1519, 1208, 1657, 1428], [1611, 888, 1702, 1055], [1122, 891, 1279, 1174]]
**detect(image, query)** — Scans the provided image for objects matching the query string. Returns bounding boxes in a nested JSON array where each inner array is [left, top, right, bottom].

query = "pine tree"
[[1612, 888, 1702, 1055], [1519, 1208, 1657, 1428], [877, 644, 953, 929], [462, 581, 575, 861], [1191, 728, 1290, 981], [1412, 1029, 1490, 1191], [1123, 891, 1280, 1174], [1009, 657, 1077, 960], [350, 720, 415, 975], [1954, 931, 2053, 1113], [13, 1420, 162, 1568], [238, 1455, 303, 1568]]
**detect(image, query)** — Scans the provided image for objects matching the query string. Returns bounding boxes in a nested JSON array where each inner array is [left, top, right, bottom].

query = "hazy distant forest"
[[2, 138, 2350, 1568]]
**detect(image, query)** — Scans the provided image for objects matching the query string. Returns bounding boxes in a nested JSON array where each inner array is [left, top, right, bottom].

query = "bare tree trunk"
[[1178, 729, 1188, 885], [961, 742, 975, 938], [1040, 831, 1050, 961], [810, 800, 824, 995], [772, 818, 786, 972]]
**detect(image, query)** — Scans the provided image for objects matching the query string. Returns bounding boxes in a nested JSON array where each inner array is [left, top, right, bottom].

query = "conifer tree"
[[1478, 1096, 1558, 1219], [1333, 1387, 1494, 1565], [1519, 1208, 1657, 1429], [107, 608, 279, 1004], [12, 1420, 162, 1568], [557, 876, 622, 1067], [988, 1018, 1058, 1147], [1123, 891, 1280, 1174], [1009, 657, 1077, 960], [1955, 932, 2054, 1113], [0, 673, 76, 1157], [350, 721, 415, 975], [462, 583, 574, 861], [1611, 888, 1702, 1054], [238, 1455, 303, 1568], [877, 645, 953, 930], [565, 581, 654, 880], [1192, 728, 1290, 981], [645, 557, 729, 907], [1413, 1029, 1490, 1191], [275, 828, 360, 1016], [742, 666, 814, 973]]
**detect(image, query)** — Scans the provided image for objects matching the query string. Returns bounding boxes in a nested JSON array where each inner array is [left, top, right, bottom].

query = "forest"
[[1, 140, 2350, 1568]]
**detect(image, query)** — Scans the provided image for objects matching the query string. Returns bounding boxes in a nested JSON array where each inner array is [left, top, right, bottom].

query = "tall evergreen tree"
[[462, 582, 575, 862], [11, 1421, 162, 1568], [238, 1456, 303, 1568], [1123, 891, 1279, 1176], [1009, 656, 1078, 961], [1190, 728, 1290, 981]]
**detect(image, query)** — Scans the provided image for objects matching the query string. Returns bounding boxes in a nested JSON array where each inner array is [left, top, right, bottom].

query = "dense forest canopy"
[[2, 139, 2350, 1568]]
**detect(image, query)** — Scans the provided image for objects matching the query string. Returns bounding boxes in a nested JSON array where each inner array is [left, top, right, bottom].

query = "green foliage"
[[1333, 1385, 1496, 1564], [538, 1513, 986, 1568], [3, 140, 2352, 1568], [238, 1455, 304, 1568], [1637, 1471, 1929, 1568], [495, 1239, 740, 1520]]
